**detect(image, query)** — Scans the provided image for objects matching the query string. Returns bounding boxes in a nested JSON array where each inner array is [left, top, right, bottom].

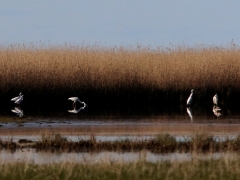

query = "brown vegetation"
[[0, 44, 240, 110], [1, 157, 240, 180], [1, 133, 240, 153], [1, 44, 240, 91]]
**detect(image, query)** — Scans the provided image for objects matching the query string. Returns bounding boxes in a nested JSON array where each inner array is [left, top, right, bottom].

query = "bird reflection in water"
[[186, 107, 193, 122], [11, 107, 24, 117], [68, 106, 87, 114]]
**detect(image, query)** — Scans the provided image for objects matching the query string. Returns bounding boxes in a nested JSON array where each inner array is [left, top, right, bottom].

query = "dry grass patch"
[[2, 133, 240, 153], [1, 156, 240, 180], [1, 44, 240, 91]]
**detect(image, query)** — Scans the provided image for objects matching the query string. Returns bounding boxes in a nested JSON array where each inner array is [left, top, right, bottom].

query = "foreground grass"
[[1, 44, 240, 111], [0, 157, 240, 180], [2, 133, 240, 153]]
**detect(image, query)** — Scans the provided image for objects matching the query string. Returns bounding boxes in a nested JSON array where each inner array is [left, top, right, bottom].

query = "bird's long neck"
[[190, 92, 193, 97]]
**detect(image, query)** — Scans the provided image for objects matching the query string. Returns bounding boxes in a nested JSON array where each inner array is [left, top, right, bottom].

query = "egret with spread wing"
[[68, 97, 87, 108], [11, 92, 22, 102], [11, 92, 24, 106]]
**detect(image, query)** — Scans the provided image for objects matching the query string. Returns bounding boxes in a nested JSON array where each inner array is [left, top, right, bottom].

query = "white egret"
[[15, 95, 23, 105], [11, 92, 22, 102], [213, 105, 221, 117], [213, 94, 219, 106], [68, 97, 87, 108], [11, 93, 23, 106], [187, 89, 194, 106]]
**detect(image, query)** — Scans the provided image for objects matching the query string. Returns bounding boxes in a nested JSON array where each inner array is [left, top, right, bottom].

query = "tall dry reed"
[[0, 44, 240, 108]]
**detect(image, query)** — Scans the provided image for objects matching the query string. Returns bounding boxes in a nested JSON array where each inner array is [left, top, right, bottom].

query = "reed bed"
[[1, 156, 240, 180], [1, 133, 240, 153], [1, 44, 240, 110]]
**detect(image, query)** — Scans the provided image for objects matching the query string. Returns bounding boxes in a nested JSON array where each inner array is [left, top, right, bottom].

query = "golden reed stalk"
[[0, 44, 239, 94]]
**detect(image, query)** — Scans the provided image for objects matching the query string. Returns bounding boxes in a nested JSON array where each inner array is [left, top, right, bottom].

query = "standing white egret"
[[68, 97, 87, 108], [186, 89, 194, 106], [213, 94, 219, 106]]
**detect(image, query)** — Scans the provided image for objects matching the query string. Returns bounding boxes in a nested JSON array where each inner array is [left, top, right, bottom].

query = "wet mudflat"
[[1, 111, 240, 180], [1, 115, 240, 142], [1, 108, 240, 165]]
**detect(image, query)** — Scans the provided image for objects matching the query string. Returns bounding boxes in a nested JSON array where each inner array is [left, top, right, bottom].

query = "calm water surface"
[[1, 107, 240, 164], [0, 149, 238, 164], [1, 105, 240, 142]]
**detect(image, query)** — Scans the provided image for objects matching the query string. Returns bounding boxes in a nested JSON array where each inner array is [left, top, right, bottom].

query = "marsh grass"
[[1, 44, 240, 111], [2, 133, 240, 153], [33, 133, 240, 153], [1, 156, 240, 180]]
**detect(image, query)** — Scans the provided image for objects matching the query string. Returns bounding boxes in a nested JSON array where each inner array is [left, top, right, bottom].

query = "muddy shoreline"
[[1, 119, 240, 137]]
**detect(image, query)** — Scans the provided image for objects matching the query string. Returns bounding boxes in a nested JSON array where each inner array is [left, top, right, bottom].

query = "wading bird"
[[11, 92, 22, 102], [213, 105, 221, 117], [68, 97, 87, 109], [213, 94, 219, 106], [187, 89, 194, 106], [11, 92, 24, 106]]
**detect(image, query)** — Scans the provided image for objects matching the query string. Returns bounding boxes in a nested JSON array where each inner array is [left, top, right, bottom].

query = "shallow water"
[[1, 104, 240, 143], [0, 118, 240, 145], [0, 149, 238, 164], [1, 106, 240, 165]]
